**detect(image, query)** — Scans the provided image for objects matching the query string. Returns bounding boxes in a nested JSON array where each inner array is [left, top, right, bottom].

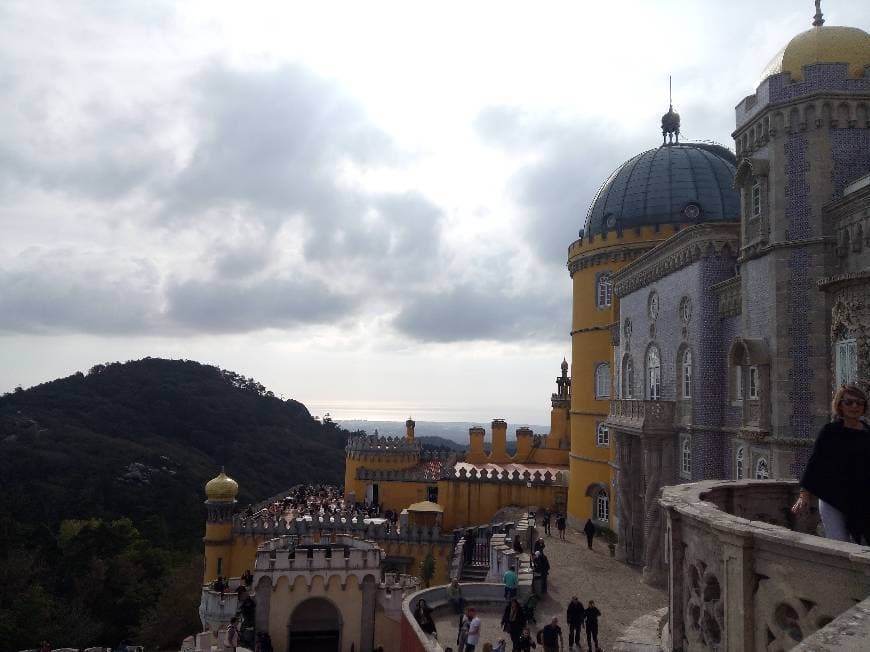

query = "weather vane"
[[661, 75, 680, 145], [813, 0, 825, 27]]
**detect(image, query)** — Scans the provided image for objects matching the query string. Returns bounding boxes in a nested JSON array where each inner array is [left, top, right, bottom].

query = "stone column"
[[360, 575, 377, 652], [614, 431, 633, 563], [641, 435, 666, 586], [664, 508, 686, 652], [720, 529, 756, 651]]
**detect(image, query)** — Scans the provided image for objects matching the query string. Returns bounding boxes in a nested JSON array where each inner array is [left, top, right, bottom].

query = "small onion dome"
[[407, 500, 444, 513], [205, 467, 239, 502]]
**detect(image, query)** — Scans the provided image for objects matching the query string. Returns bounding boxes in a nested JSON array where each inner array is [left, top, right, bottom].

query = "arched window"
[[682, 349, 693, 399], [596, 422, 609, 447], [594, 363, 611, 399], [596, 272, 613, 308], [681, 438, 691, 476], [622, 356, 634, 399], [646, 346, 661, 400], [755, 457, 769, 480], [736, 447, 744, 480], [836, 338, 858, 387], [751, 178, 762, 217], [596, 490, 609, 521], [748, 366, 760, 399]]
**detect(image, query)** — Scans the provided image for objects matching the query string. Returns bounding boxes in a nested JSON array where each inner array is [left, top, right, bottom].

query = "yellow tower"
[[203, 467, 239, 582], [565, 135, 740, 528]]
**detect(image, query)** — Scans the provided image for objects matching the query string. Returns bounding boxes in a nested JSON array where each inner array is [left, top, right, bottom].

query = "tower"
[[203, 467, 239, 582]]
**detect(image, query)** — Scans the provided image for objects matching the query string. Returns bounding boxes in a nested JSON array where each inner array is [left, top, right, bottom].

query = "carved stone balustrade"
[[607, 399, 676, 435]]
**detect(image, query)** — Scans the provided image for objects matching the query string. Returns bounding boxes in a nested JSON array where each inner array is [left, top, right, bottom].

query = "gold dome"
[[760, 25, 870, 83], [205, 467, 239, 502]]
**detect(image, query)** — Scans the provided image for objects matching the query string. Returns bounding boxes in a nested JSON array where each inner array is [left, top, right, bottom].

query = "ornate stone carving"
[[683, 559, 723, 649]]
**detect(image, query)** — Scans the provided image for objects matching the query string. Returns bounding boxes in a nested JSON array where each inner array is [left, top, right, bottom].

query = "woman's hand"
[[791, 491, 811, 514]]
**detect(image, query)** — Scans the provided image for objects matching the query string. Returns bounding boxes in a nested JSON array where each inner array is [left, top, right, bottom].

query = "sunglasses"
[[841, 399, 866, 407]]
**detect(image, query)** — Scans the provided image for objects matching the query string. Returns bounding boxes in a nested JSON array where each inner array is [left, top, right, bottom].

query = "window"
[[595, 363, 611, 399], [217, 557, 223, 575], [596, 422, 609, 447], [681, 438, 691, 476], [751, 178, 762, 217], [679, 296, 692, 323], [836, 338, 858, 387], [735, 366, 744, 400], [596, 272, 613, 308], [623, 357, 634, 399], [736, 447, 744, 479], [682, 349, 693, 399], [755, 457, 769, 480], [596, 490, 609, 521], [428, 486, 438, 502], [646, 346, 661, 400], [748, 366, 759, 399]]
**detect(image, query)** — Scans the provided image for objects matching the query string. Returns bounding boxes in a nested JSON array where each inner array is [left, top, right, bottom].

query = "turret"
[[515, 427, 534, 460], [490, 419, 508, 462], [467, 427, 486, 464], [406, 418, 416, 442], [203, 468, 238, 582]]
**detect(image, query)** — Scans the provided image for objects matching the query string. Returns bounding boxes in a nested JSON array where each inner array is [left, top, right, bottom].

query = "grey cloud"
[[165, 275, 355, 333], [393, 284, 567, 343], [0, 248, 162, 335]]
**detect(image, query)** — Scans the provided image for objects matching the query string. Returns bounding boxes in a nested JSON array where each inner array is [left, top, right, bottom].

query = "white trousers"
[[819, 499, 852, 542]]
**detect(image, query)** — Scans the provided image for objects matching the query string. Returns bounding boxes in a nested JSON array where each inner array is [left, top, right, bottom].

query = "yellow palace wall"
[[343, 452, 420, 505], [566, 225, 674, 527], [438, 478, 566, 531]]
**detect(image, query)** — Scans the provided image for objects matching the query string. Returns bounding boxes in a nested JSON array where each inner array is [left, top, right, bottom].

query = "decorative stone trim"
[[606, 399, 676, 435], [713, 276, 741, 317], [613, 224, 739, 298], [567, 243, 654, 275]]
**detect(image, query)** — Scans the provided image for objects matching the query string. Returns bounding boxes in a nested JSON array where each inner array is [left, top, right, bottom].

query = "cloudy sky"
[[1, 1, 867, 424]]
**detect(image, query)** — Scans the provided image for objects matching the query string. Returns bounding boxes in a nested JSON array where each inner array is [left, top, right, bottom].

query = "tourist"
[[494, 639, 508, 652], [448, 579, 466, 614], [556, 514, 566, 540], [501, 597, 526, 649], [533, 538, 545, 554], [542, 509, 551, 536], [792, 385, 870, 543], [537, 617, 563, 652], [584, 601, 601, 651], [583, 519, 596, 550], [458, 608, 471, 649], [242, 569, 254, 588], [503, 565, 518, 600], [225, 617, 239, 652], [513, 534, 524, 553], [533, 551, 550, 593], [465, 606, 482, 651], [566, 596, 584, 648], [517, 628, 537, 651], [414, 598, 437, 638]]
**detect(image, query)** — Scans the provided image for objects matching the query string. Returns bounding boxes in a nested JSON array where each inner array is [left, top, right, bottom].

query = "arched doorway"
[[288, 597, 341, 652]]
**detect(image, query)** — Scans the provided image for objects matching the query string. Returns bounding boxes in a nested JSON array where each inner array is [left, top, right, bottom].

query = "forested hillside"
[[0, 358, 350, 650]]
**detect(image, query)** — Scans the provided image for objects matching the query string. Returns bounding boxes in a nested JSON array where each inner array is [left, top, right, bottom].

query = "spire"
[[812, 0, 824, 27], [661, 75, 680, 145]]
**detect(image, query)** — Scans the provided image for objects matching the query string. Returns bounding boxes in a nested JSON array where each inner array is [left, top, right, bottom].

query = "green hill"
[[0, 358, 351, 650]]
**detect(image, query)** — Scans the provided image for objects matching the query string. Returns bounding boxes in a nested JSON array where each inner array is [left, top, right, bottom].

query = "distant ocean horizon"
[[305, 400, 549, 427]]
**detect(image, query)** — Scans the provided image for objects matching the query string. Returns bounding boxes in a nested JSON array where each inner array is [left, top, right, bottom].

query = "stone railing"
[[486, 516, 536, 598], [449, 464, 567, 485], [400, 582, 511, 652], [607, 400, 675, 434], [198, 584, 240, 633], [660, 479, 870, 651]]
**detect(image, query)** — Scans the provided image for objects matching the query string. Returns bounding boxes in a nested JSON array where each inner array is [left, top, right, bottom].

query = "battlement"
[[450, 463, 567, 485], [255, 534, 382, 572], [356, 452, 454, 482]]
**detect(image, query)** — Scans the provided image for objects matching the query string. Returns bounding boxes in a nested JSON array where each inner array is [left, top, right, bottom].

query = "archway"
[[288, 597, 341, 652]]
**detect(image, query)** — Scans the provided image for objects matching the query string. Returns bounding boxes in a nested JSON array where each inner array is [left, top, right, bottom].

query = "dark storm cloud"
[[394, 284, 567, 343], [0, 249, 161, 335], [474, 106, 634, 264], [165, 276, 354, 333]]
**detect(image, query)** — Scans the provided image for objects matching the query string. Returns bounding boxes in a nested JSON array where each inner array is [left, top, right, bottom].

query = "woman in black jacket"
[[792, 385, 870, 542]]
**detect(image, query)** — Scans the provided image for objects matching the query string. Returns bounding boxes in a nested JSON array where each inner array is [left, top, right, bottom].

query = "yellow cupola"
[[759, 5, 870, 83], [204, 467, 239, 502]]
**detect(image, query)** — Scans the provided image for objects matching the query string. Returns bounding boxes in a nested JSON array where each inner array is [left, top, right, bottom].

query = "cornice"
[[613, 223, 739, 297], [570, 324, 614, 336], [567, 242, 655, 276], [818, 270, 870, 292], [739, 236, 829, 263]]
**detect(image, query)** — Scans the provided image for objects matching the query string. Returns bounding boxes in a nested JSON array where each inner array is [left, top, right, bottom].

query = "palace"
[[195, 5, 870, 651]]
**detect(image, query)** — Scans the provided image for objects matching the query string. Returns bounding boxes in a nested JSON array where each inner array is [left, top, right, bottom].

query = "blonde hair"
[[832, 384, 868, 418]]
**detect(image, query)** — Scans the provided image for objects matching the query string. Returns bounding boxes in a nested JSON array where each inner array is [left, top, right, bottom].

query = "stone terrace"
[[432, 527, 666, 650]]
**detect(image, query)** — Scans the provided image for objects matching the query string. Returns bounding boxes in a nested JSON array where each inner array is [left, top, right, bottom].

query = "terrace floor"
[[432, 526, 666, 650]]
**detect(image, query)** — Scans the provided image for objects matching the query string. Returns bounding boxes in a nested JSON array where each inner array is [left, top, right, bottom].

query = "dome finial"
[[661, 75, 680, 145], [813, 0, 824, 27]]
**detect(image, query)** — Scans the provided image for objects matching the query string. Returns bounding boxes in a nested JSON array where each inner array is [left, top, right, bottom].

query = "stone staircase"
[[460, 563, 490, 582]]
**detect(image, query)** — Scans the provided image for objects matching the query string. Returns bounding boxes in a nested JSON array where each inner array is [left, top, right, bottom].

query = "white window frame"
[[647, 346, 661, 401], [682, 349, 693, 399], [755, 457, 769, 480], [735, 366, 744, 400], [596, 490, 609, 521], [751, 179, 762, 218], [596, 422, 609, 447], [681, 437, 691, 477], [736, 446, 744, 480], [595, 363, 611, 399], [836, 338, 858, 387], [748, 366, 759, 400], [596, 272, 613, 308]]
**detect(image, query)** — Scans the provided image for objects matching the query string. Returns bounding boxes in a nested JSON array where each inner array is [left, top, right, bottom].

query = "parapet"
[[345, 433, 422, 456]]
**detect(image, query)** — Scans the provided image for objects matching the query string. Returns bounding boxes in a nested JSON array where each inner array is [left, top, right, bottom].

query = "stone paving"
[[433, 526, 667, 650]]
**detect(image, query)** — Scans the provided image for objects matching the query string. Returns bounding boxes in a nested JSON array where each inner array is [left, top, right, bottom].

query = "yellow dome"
[[760, 25, 870, 83], [205, 468, 239, 502]]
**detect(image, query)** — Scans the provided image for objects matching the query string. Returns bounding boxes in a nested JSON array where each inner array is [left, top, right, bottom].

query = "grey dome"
[[584, 143, 739, 238]]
